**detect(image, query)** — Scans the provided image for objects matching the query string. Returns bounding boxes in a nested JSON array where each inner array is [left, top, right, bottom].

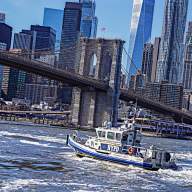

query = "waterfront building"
[[144, 81, 183, 109], [127, 0, 155, 76], [156, 0, 188, 84], [25, 84, 57, 105], [144, 82, 160, 102], [0, 13, 5, 23], [142, 42, 153, 82], [160, 81, 183, 109], [43, 8, 64, 50], [183, 22, 192, 90], [79, 0, 98, 38], [151, 37, 161, 82]]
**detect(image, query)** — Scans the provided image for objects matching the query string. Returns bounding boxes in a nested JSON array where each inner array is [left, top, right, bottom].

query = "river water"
[[0, 122, 192, 192]]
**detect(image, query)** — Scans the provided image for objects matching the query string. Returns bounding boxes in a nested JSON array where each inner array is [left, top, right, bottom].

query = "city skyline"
[[1, 0, 192, 48]]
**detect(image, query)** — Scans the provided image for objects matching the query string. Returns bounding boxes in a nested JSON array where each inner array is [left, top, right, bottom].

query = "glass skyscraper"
[[127, 0, 155, 77], [59, 2, 82, 70], [156, 0, 188, 84], [0, 22, 12, 99], [43, 8, 64, 50], [79, 0, 98, 38], [183, 22, 192, 90]]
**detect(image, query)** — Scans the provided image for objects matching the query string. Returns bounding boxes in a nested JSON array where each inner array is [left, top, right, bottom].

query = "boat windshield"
[[107, 132, 115, 140], [96, 129, 122, 142], [97, 130, 106, 138]]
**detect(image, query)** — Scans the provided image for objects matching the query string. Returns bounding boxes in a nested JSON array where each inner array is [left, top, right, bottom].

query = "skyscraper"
[[59, 2, 82, 70], [30, 25, 56, 55], [183, 22, 192, 90], [127, 0, 155, 76], [156, 0, 188, 84], [0, 23, 12, 50], [151, 37, 161, 82], [142, 42, 153, 82], [79, 0, 98, 38], [0, 22, 12, 99], [43, 8, 64, 50]]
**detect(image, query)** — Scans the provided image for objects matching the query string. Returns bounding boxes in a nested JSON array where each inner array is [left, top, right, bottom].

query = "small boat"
[[66, 119, 177, 171]]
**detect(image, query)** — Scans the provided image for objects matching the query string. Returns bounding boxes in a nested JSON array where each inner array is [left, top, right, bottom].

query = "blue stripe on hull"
[[68, 137, 153, 170]]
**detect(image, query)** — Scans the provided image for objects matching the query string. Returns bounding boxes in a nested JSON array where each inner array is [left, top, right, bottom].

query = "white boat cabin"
[[95, 126, 142, 147]]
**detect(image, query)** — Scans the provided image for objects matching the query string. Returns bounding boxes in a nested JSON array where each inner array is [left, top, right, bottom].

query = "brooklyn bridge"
[[0, 38, 192, 126]]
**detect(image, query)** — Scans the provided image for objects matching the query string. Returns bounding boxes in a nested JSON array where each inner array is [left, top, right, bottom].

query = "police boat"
[[66, 119, 177, 171]]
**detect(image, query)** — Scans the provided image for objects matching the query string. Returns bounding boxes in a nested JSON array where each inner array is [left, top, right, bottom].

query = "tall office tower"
[[156, 0, 188, 84], [127, 0, 155, 76], [58, 2, 82, 104], [30, 25, 56, 55], [0, 23, 12, 50], [0, 23, 12, 99], [142, 42, 153, 82], [59, 2, 82, 70], [151, 37, 161, 82], [0, 13, 5, 23], [43, 8, 64, 50], [79, 0, 98, 38], [183, 22, 192, 90]]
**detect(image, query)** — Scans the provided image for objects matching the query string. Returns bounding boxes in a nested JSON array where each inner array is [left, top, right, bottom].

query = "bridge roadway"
[[1, 51, 192, 124], [0, 52, 108, 92]]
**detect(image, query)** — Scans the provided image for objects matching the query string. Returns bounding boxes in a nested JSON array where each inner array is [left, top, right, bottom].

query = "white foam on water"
[[0, 131, 66, 145], [159, 167, 192, 187], [19, 140, 53, 148], [0, 179, 48, 192], [176, 152, 192, 161]]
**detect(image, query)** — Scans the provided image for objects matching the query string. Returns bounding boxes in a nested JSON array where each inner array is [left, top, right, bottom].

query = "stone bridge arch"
[[72, 38, 124, 128]]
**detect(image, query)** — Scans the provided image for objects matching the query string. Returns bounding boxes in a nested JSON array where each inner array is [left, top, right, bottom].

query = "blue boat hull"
[[67, 136, 158, 171]]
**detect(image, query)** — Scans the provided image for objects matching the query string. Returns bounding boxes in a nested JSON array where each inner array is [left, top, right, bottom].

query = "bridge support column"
[[79, 91, 96, 128], [71, 88, 81, 125]]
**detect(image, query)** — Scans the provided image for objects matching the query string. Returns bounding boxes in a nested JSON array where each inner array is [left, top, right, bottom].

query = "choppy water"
[[0, 122, 192, 192]]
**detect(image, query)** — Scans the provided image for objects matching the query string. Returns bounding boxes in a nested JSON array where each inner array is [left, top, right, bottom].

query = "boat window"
[[97, 131, 102, 137], [122, 134, 128, 142], [107, 132, 115, 140], [101, 131, 106, 138], [116, 133, 121, 141]]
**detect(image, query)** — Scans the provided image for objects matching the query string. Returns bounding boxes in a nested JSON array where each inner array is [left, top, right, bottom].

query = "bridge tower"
[[72, 38, 124, 128]]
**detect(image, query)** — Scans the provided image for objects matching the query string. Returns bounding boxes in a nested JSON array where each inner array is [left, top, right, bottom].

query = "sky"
[[1, 0, 192, 48]]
